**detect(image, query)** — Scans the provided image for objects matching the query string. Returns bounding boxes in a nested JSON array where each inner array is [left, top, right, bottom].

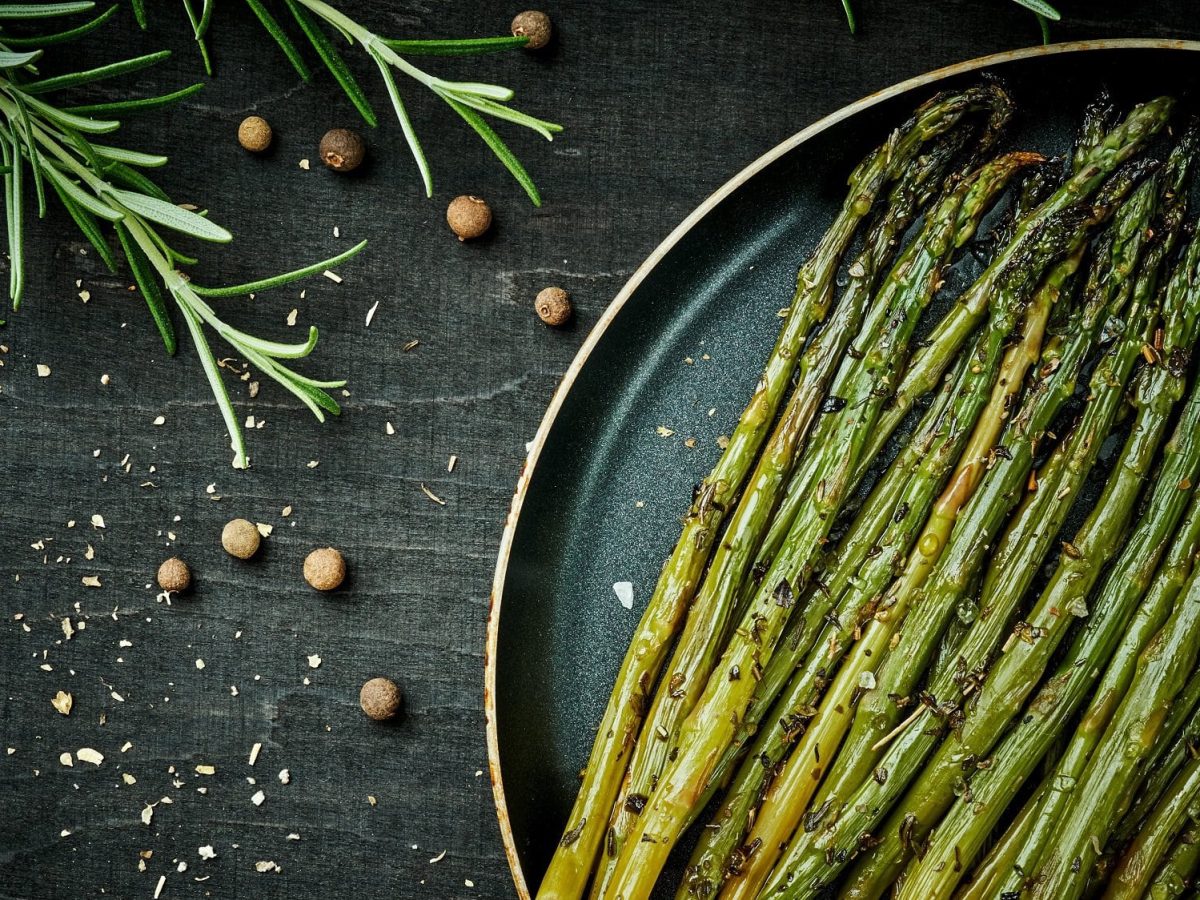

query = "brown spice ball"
[[359, 677, 403, 721], [157, 557, 191, 593], [221, 518, 261, 560], [237, 116, 273, 153], [304, 547, 346, 591], [319, 128, 365, 172], [535, 286, 573, 326], [511, 10, 552, 49], [447, 195, 492, 241]]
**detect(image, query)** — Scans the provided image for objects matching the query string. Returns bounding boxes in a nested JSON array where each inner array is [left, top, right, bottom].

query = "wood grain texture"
[[0, 2, 1194, 898]]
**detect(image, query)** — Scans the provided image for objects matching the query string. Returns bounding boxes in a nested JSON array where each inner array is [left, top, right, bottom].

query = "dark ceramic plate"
[[486, 40, 1200, 899]]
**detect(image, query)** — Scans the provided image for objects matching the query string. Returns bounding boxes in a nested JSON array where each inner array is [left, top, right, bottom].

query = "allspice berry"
[[319, 127, 365, 172], [304, 547, 346, 591], [237, 116, 273, 153], [535, 286, 573, 326], [359, 677, 403, 721], [447, 195, 492, 241], [157, 557, 191, 593], [511, 10, 552, 50], [221, 518, 261, 560]]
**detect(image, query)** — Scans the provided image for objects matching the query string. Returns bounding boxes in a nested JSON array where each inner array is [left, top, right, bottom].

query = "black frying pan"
[[486, 39, 1200, 899]]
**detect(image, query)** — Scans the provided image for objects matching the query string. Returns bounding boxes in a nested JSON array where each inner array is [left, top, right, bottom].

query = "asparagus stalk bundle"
[[536, 84, 1012, 900], [539, 87, 1198, 900], [757, 156, 1163, 900], [588, 127, 976, 900], [832, 223, 1200, 900]]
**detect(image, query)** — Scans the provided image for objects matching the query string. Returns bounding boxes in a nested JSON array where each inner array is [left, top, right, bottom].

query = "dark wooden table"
[[1, 3, 1195, 898]]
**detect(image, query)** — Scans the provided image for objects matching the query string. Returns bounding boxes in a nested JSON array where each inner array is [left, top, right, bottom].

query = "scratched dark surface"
[[0, 3, 1195, 899]]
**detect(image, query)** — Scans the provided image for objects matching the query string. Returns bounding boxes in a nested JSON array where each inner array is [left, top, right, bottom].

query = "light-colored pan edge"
[[484, 38, 1200, 900]]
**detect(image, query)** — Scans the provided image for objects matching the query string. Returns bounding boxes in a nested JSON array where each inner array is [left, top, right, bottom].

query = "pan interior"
[[494, 46, 1199, 896]]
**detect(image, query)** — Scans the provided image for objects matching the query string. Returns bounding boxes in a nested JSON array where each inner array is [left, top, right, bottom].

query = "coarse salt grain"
[[613, 581, 634, 610], [36, 364, 50, 377]]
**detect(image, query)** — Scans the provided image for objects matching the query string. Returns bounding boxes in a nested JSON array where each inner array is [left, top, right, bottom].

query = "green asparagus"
[[837, 232, 1200, 900], [536, 83, 1009, 900], [758, 157, 1160, 900]]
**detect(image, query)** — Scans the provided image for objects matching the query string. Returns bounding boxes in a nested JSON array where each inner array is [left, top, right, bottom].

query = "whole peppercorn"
[[511, 10, 552, 50], [237, 115, 273, 152], [535, 286, 573, 326], [359, 677, 403, 721], [447, 195, 492, 241], [319, 128, 365, 172], [221, 518, 261, 560], [304, 547, 346, 591], [157, 557, 191, 593]]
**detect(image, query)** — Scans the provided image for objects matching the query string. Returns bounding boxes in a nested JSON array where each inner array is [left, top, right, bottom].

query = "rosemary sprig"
[[136, 0, 561, 203], [1, 2, 365, 469], [839, 0, 1063, 37], [245, 0, 561, 205]]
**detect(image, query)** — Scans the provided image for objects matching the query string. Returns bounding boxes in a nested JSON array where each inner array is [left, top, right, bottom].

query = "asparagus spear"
[[536, 84, 1007, 900], [866, 96, 1173, 451], [1045, 575, 1200, 900], [1071, 86, 1118, 175], [588, 130, 972, 900], [1106, 751, 1200, 898], [839, 233, 1200, 900], [1116, 670, 1200, 852], [954, 770, 1050, 900], [598, 101, 1030, 900], [757, 157, 1160, 900], [1147, 826, 1200, 899]]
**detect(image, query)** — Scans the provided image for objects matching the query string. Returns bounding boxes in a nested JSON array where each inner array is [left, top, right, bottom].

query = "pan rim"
[[484, 37, 1200, 900]]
